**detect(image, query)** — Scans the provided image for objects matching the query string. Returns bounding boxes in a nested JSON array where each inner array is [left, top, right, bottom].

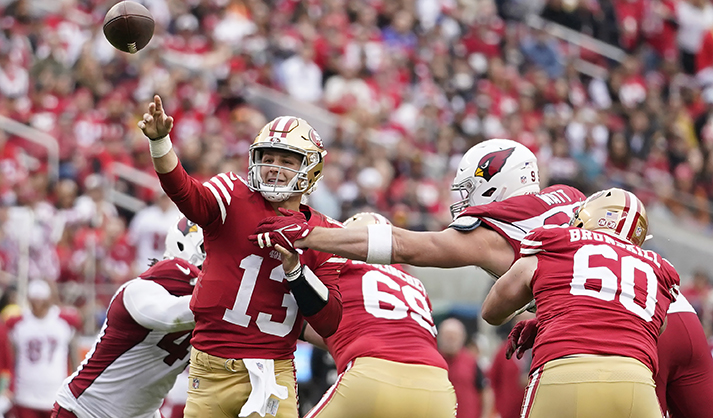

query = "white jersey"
[[56, 259, 198, 418], [128, 204, 181, 271], [7, 305, 79, 410]]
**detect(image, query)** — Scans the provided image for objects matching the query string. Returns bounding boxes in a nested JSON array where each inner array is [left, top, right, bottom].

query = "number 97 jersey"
[[323, 260, 447, 374], [522, 226, 680, 376]]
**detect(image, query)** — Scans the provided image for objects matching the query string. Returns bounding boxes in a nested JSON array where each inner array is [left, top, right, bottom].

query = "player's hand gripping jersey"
[[520, 226, 680, 375], [55, 259, 199, 418], [324, 260, 447, 374], [157, 166, 344, 359], [451, 185, 585, 258]]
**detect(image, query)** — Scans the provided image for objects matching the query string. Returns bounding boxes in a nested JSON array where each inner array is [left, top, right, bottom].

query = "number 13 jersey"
[[521, 226, 680, 376]]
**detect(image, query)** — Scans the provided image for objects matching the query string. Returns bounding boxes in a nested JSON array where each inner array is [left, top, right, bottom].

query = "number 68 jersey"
[[521, 226, 680, 376], [55, 259, 199, 418], [324, 260, 447, 374]]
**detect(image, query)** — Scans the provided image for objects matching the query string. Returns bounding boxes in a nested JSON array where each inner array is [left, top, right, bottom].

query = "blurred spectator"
[[438, 318, 490, 418], [127, 192, 179, 275], [676, 0, 713, 74], [280, 44, 323, 103], [6, 280, 81, 418], [520, 27, 564, 78], [682, 269, 712, 321]]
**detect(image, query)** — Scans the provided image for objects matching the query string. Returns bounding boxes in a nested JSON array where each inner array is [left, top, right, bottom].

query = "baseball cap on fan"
[[27, 280, 51, 300]]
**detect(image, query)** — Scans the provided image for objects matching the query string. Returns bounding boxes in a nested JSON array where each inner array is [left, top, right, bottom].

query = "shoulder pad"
[[448, 216, 481, 231]]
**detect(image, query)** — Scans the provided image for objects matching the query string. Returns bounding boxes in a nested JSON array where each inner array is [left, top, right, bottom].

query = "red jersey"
[[323, 260, 446, 373], [452, 185, 586, 260], [157, 165, 345, 360], [521, 226, 680, 375]]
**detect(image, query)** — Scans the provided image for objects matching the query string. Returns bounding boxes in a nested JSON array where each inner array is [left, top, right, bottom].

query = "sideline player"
[[51, 216, 205, 418], [481, 188, 679, 417], [7, 280, 81, 418], [251, 137, 713, 416], [301, 212, 456, 418], [138, 95, 345, 418]]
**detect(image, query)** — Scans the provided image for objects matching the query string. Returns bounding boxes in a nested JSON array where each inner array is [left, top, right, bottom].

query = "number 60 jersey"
[[55, 259, 199, 418], [521, 225, 680, 376]]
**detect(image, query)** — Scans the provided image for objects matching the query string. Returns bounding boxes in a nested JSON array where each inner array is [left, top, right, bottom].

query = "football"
[[102, 1, 155, 54]]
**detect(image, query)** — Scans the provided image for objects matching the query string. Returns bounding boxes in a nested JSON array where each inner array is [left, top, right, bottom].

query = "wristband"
[[366, 224, 392, 264], [285, 262, 302, 282], [149, 134, 173, 158]]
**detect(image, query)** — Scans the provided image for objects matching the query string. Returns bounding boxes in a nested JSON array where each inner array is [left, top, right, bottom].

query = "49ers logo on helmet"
[[308, 128, 324, 149], [475, 148, 515, 181], [177, 217, 199, 236]]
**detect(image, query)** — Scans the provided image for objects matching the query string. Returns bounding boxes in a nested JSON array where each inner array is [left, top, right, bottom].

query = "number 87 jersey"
[[323, 260, 447, 374], [522, 225, 680, 377]]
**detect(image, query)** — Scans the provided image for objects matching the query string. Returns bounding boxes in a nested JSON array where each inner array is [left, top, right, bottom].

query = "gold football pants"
[[305, 357, 456, 418], [184, 348, 298, 418], [522, 356, 663, 418]]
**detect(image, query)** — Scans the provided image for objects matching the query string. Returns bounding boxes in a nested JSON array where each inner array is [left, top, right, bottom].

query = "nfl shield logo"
[[192, 378, 200, 389]]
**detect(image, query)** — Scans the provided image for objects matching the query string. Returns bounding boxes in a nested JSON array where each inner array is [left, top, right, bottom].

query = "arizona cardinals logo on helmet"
[[176, 217, 199, 236], [475, 148, 515, 181]]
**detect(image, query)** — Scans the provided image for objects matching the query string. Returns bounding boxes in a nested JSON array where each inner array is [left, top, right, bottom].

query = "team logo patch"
[[475, 148, 515, 181], [177, 218, 199, 236], [192, 378, 200, 389], [308, 128, 324, 149]]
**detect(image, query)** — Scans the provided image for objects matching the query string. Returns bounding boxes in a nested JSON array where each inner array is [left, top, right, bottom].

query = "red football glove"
[[249, 208, 313, 252], [505, 318, 539, 360]]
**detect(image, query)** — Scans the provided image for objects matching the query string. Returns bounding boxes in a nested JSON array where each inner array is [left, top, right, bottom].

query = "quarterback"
[[138, 95, 344, 418]]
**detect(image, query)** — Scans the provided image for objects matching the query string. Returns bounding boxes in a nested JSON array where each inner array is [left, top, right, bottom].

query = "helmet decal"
[[308, 128, 324, 150], [268, 116, 299, 139], [177, 217, 199, 236], [476, 148, 515, 181]]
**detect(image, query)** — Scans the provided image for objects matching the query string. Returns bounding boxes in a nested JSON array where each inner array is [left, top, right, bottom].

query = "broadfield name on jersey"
[[567, 227, 660, 267]]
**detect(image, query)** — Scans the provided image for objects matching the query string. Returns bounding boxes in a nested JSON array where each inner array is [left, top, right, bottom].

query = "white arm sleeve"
[[123, 279, 195, 332]]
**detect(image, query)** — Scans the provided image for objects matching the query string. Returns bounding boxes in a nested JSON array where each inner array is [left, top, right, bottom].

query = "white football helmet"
[[450, 139, 539, 218], [164, 216, 206, 268], [247, 116, 327, 202], [570, 188, 649, 247], [343, 212, 392, 228]]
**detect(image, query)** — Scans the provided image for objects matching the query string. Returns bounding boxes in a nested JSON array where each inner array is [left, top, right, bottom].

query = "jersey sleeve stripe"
[[203, 182, 227, 223], [326, 257, 348, 263], [209, 178, 233, 205], [521, 238, 542, 247], [217, 173, 235, 190], [520, 248, 543, 255]]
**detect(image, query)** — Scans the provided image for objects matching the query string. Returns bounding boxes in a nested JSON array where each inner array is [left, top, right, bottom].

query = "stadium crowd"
[[1, 0, 713, 416]]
